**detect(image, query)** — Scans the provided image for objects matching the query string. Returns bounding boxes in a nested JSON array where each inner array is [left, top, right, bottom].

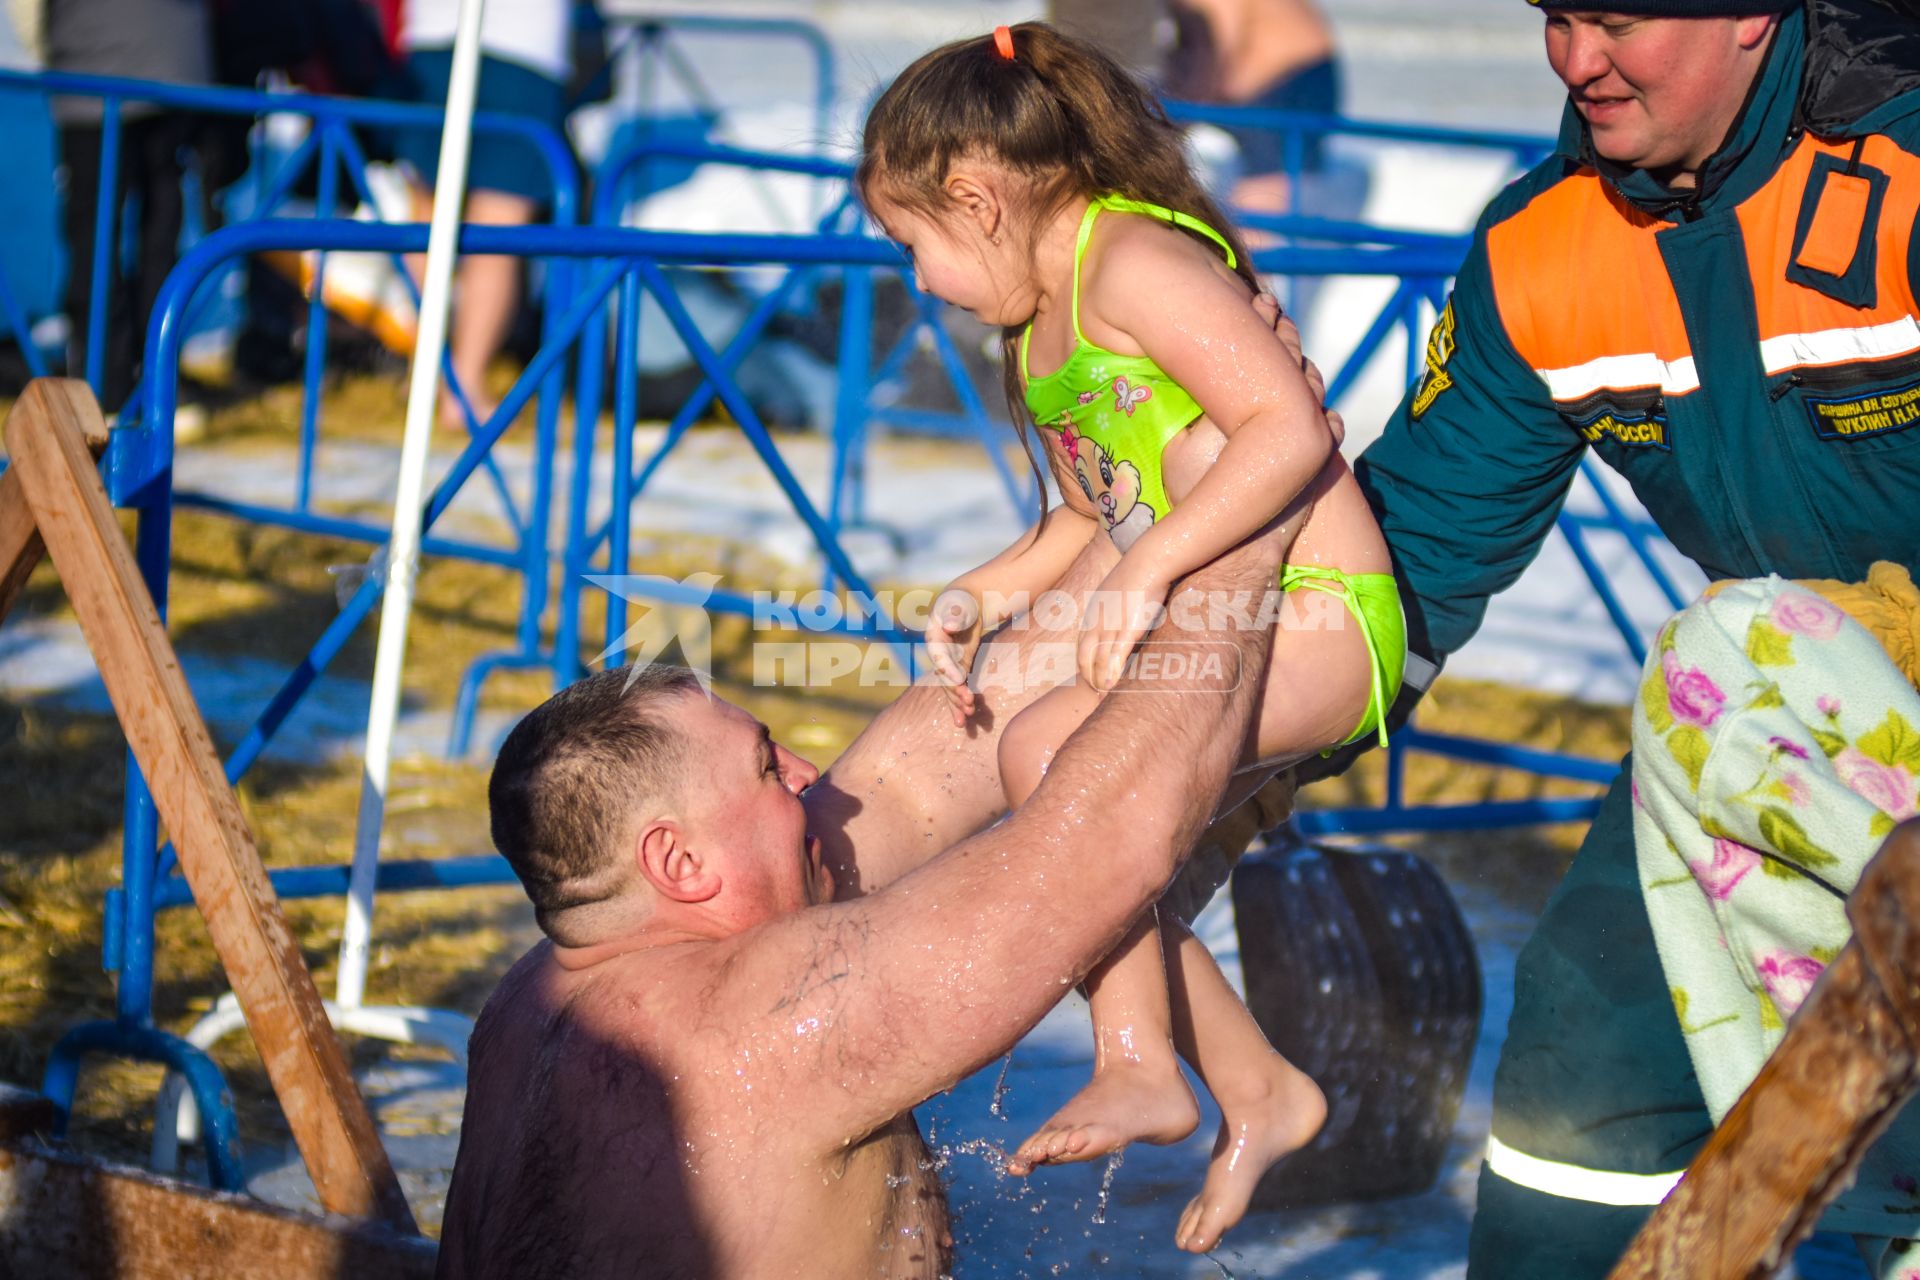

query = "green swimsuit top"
[[1021, 193, 1239, 551]]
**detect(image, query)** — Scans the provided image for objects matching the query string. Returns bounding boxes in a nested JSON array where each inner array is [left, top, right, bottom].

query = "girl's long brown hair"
[[856, 21, 1257, 523]]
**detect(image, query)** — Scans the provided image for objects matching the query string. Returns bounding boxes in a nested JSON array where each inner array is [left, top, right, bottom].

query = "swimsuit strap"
[[1279, 564, 1391, 750], [1090, 194, 1239, 270], [1026, 193, 1240, 380], [1068, 194, 1239, 343]]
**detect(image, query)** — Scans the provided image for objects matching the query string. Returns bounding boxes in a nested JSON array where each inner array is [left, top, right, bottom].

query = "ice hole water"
[[913, 891, 1515, 1278]]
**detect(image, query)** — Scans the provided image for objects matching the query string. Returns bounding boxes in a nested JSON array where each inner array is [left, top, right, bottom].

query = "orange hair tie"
[[992, 25, 1016, 61]]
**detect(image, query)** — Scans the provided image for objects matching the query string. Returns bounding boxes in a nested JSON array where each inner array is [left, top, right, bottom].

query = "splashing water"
[[941, 1136, 1013, 1179], [1090, 1151, 1124, 1225], [988, 1054, 1014, 1119]]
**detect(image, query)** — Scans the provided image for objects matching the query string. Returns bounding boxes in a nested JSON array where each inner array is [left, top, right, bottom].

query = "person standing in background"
[[1164, 0, 1342, 214], [395, 0, 570, 431], [45, 0, 211, 412], [1047, 0, 1167, 72]]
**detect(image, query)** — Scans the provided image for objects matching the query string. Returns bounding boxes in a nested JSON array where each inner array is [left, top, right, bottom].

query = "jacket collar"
[[1553, 6, 1806, 221]]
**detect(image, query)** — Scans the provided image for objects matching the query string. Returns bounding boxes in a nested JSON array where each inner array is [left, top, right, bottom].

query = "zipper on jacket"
[[1769, 374, 1805, 402]]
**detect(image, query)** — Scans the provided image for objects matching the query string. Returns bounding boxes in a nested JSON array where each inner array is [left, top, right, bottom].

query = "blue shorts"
[[395, 49, 566, 203], [1227, 57, 1342, 176]]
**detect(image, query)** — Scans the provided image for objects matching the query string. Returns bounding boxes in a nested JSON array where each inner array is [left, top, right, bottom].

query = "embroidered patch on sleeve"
[[1410, 300, 1457, 419], [1574, 408, 1670, 451]]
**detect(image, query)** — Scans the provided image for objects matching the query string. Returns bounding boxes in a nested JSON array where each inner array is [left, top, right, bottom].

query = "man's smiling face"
[[1544, 11, 1778, 185]]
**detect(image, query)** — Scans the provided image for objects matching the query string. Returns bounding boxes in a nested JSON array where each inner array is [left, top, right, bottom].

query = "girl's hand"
[[1079, 552, 1174, 693], [925, 586, 984, 726]]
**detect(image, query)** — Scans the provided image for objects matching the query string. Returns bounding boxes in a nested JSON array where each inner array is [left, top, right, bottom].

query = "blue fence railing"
[[599, 12, 836, 162], [0, 70, 583, 750], [22, 104, 1687, 1183], [55, 215, 1509, 1190], [1165, 100, 1556, 215], [0, 69, 580, 415]]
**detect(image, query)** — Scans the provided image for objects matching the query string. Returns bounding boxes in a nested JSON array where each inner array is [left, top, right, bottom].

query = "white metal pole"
[[337, 0, 488, 1011]]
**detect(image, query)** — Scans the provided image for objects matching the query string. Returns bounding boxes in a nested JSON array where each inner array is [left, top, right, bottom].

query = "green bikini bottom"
[[1278, 565, 1408, 750]]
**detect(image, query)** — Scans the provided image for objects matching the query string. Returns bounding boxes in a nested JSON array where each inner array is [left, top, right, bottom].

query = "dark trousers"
[[60, 114, 191, 411], [1467, 765, 1718, 1277], [1467, 765, 1881, 1277]]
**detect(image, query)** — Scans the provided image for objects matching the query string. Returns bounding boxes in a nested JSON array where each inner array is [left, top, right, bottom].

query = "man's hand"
[[925, 586, 984, 726], [1252, 294, 1345, 448], [1078, 551, 1175, 692]]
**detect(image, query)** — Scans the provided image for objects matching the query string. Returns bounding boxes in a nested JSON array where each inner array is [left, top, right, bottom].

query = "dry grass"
[[0, 373, 1629, 1180]]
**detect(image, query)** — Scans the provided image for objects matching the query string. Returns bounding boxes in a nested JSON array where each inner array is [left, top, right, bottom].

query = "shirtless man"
[[1167, 0, 1339, 108], [434, 502, 1295, 1277]]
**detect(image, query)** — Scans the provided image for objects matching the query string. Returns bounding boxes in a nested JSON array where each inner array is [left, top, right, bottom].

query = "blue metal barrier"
[[585, 137, 1477, 535], [1165, 100, 1556, 218], [0, 68, 582, 765], [0, 69, 576, 466], [37, 169, 1672, 1174], [599, 12, 836, 159]]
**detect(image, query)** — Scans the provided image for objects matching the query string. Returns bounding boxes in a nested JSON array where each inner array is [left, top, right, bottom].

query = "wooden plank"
[[0, 404, 101, 625], [1, 380, 415, 1231], [0, 1141, 436, 1279], [0, 466, 41, 624], [1609, 821, 1920, 1279]]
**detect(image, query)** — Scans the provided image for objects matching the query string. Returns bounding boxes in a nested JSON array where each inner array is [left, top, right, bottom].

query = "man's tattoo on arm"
[[770, 916, 871, 1015]]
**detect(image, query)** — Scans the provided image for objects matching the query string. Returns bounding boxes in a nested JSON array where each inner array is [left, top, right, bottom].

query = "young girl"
[[859, 23, 1407, 1253]]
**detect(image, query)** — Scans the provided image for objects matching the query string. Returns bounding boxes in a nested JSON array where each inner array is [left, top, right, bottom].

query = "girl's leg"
[[808, 532, 1120, 900], [998, 574, 1368, 1177], [1163, 915, 1326, 1254], [1007, 906, 1201, 1171], [1141, 582, 1371, 1248], [999, 683, 1201, 1173]]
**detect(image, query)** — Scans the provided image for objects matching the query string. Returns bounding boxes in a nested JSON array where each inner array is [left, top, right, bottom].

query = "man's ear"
[[637, 820, 721, 904], [1734, 13, 1778, 51], [943, 169, 1002, 243]]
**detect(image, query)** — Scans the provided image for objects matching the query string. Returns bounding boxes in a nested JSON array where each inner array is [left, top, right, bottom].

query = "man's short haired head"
[[489, 665, 702, 939], [1528, 2, 1795, 184]]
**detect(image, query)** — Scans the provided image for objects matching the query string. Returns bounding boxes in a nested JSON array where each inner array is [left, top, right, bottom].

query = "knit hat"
[[1526, 0, 1799, 12]]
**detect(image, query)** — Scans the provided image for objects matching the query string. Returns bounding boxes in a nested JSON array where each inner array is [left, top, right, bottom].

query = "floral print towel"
[[1633, 574, 1920, 1261]]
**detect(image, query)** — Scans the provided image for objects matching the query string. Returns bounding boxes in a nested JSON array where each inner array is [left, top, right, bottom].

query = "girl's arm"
[[957, 501, 1100, 627], [928, 499, 1099, 723], [1090, 227, 1333, 586], [1074, 221, 1337, 687]]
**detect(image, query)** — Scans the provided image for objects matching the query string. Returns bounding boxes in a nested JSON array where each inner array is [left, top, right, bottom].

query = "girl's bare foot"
[[1006, 1063, 1200, 1175], [1174, 1057, 1326, 1253]]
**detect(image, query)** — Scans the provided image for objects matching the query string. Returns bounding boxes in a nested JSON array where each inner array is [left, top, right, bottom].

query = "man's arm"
[[717, 540, 1276, 1153], [1355, 223, 1587, 666]]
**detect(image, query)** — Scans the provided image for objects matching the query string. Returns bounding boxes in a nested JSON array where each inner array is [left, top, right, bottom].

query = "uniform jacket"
[[1356, 0, 1920, 667]]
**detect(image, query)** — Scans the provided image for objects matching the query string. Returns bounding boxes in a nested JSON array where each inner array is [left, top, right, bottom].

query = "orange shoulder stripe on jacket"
[[1487, 171, 1694, 402], [1739, 133, 1920, 375]]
